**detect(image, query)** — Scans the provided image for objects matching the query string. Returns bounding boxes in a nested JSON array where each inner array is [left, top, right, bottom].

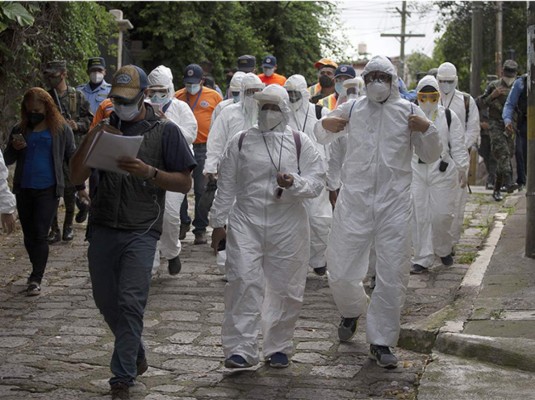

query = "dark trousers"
[[180, 143, 208, 234], [87, 225, 158, 385], [479, 134, 496, 184], [16, 186, 59, 283], [515, 120, 527, 185], [50, 185, 75, 231]]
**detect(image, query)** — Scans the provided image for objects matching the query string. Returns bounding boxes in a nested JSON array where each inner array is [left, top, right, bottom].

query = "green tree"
[[115, 1, 342, 90], [406, 52, 437, 88], [0, 2, 115, 143], [433, 1, 527, 92]]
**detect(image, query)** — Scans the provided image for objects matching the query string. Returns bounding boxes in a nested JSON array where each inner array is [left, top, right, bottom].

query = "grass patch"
[[456, 252, 477, 264]]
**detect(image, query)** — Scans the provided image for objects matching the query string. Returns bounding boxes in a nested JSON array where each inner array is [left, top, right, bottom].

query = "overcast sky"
[[335, 0, 443, 59]]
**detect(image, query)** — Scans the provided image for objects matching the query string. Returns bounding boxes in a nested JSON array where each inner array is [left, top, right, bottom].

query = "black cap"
[[183, 64, 203, 84], [237, 55, 256, 73], [87, 57, 106, 71]]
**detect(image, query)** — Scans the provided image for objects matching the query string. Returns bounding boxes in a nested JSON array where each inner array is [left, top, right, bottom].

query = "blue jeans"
[[180, 143, 208, 235], [87, 225, 158, 385]]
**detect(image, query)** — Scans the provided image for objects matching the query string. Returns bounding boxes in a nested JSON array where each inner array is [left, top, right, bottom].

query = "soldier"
[[479, 60, 519, 201], [43, 60, 93, 242]]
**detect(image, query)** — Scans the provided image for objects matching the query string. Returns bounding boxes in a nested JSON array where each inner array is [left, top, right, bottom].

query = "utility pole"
[[527, 2, 535, 258], [380, 1, 424, 81], [496, 1, 503, 75], [470, 2, 483, 97]]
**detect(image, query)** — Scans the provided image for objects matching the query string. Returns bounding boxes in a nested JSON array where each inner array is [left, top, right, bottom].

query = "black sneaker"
[[167, 255, 182, 275], [47, 228, 61, 244], [485, 182, 494, 190], [505, 183, 519, 193], [369, 344, 398, 369], [313, 266, 327, 276], [75, 209, 88, 223], [269, 352, 289, 368], [518, 184, 525, 192], [410, 264, 427, 274], [110, 382, 130, 400], [26, 282, 41, 297], [492, 190, 503, 201], [194, 232, 207, 245], [179, 223, 190, 240], [224, 354, 252, 369], [136, 357, 148, 376], [338, 316, 358, 341], [62, 225, 73, 241], [440, 254, 454, 266]]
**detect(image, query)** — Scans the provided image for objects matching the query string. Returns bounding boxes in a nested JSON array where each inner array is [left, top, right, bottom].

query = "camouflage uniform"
[[45, 60, 93, 241], [480, 78, 515, 195]]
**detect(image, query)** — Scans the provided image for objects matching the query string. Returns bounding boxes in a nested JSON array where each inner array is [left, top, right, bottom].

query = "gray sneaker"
[[338, 316, 358, 341], [369, 345, 398, 369]]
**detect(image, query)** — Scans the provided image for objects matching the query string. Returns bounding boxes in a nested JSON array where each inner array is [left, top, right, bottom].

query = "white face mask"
[[264, 68, 274, 77], [439, 81, 456, 95], [258, 109, 284, 132], [290, 99, 303, 112], [419, 101, 438, 117], [335, 82, 346, 96], [503, 76, 516, 86], [186, 83, 201, 95], [114, 102, 141, 121], [150, 94, 170, 105], [366, 81, 390, 103], [90, 72, 104, 85]]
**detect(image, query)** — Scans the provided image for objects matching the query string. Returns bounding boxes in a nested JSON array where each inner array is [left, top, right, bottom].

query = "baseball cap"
[[334, 65, 356, 79], [262, 55, 277, 68], [109, 65, 148, 102], [314, 58, 338, 70], [87, 57, 106, 71], [44, 60, 67, 74], [503, 59, 518, 77], [183, 64, 203, 84], [237, 55, 256, 73]]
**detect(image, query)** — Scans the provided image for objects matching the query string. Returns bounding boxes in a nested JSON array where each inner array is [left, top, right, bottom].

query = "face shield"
[[240, 73, 265, 127], [284, 74, 309, 113]]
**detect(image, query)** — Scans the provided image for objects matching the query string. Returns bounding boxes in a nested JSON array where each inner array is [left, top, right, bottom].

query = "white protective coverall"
[[411, 76, 469, 268], [0, 151, 16, 216], [284, 74, 332, 270], [437, 62, 480, 247], [210, 84, 325, 364], [314, 56, 442, 347], [210, 71, 246, 126], [146, 65, 198, 272], [204, 73, 264, 175]]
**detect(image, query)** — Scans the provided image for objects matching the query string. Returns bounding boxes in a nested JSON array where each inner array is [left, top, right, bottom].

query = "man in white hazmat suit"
[[411, 76, 469, 274], [210, 84, 325, 369], [146, 65, 198, 275], [210, 71, 246, 125], [314, 55, 442, 368], [284, 74, 332, 276], [204, 73, 264, 177], [436, 62, 480, 252]]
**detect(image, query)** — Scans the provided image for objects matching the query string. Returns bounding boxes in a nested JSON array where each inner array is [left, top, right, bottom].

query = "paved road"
[[0, 189, 508, 399]]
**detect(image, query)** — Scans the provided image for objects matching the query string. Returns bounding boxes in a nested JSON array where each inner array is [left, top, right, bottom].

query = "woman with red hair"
[[3, 87, 85, 296]]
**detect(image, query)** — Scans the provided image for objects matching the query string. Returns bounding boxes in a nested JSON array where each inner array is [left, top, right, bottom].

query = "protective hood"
[[229, 71, 246, 93], [147, 65, 175, 96], [437, 62, 458, 95], [241, 73, 264, 126], [284, 74, 310, 102], [361, 55, 400, 101], [254, 84, 291, 132], [416, 75, 439, 93]]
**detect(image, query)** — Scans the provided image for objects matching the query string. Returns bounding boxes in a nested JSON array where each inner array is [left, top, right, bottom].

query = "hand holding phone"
[[12, 133, 27, 150]]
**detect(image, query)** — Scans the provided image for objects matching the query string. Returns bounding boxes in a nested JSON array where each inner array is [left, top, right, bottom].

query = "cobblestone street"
[[0, 189, 512, 399]]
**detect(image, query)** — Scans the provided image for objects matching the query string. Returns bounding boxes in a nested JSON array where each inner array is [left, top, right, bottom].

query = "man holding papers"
[[70, 65, 196, 400]]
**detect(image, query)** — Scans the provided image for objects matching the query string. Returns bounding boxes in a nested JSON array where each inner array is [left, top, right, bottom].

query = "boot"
[[492, 190, 503, 201], [48, 227, 61, 244], [62, 224, 74, 241], [493, 176, 503, 201]]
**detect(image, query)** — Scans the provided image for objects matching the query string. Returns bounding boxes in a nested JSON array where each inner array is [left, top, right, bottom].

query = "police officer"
[[43, 60, 93, 242], [77, 57, 112, 114], [479, 60, 518, 201]]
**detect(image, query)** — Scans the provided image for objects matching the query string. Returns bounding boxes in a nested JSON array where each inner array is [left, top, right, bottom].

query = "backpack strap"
[[315, 104, 323, 120], [238, 131, 247, 151], [292, 130, 302, 174], [445, 107, 452, 131], [462, 92, 470, 124]]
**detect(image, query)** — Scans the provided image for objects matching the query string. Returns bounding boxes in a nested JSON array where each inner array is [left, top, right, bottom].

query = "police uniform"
[[77, 57, 111, 114]]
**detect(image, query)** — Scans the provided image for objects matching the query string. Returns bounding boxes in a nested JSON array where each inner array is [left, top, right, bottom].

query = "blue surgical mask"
[[186, 83, 201, 95], [231, 91, 240, 103], [335, 82, 346, 96], [150, 93, 170, 104]]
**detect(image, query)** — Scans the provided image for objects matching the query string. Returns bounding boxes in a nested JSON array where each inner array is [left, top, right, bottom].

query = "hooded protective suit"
[[314, 55, 442, 346], [211, 71, 246, 125], [147, 65, 198, 272], [210, 84, 325, 364], [284, 74, 332, 271], [437, 62, 481, 247], [411, 76, 469, 269], [204, 73, 264, 175]]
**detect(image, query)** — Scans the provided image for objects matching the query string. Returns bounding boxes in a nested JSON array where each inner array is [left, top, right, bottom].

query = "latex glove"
[[458, 170, 467, 188]]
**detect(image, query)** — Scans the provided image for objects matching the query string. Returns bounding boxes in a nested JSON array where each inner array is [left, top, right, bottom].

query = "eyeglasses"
[[244, 88, 261, 96], [111, 92, 144, 106], [287, 91, 302, 103], [438, 80, 455, 84], [417, 92, 440, 103], [146, 90, 167, 99], [364, 71, 392, 84]]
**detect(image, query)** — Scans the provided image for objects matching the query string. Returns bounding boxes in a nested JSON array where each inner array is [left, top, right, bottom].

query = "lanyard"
[[186, 87, 203, 111], [441, 92, 454, 110], [299, 111, 309, 132], [262, 134, 284, 173]]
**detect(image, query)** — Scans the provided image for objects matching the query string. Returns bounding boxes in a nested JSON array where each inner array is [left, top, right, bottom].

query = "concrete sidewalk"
[[414, 193, 535, 399]]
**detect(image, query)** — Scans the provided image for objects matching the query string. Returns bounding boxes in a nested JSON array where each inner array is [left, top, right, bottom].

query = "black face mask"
[[28, 112, 45, 127], [319, 75, 334, 88]]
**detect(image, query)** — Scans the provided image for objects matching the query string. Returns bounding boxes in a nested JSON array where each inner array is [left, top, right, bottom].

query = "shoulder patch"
[[200, 100, 209, 108]]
